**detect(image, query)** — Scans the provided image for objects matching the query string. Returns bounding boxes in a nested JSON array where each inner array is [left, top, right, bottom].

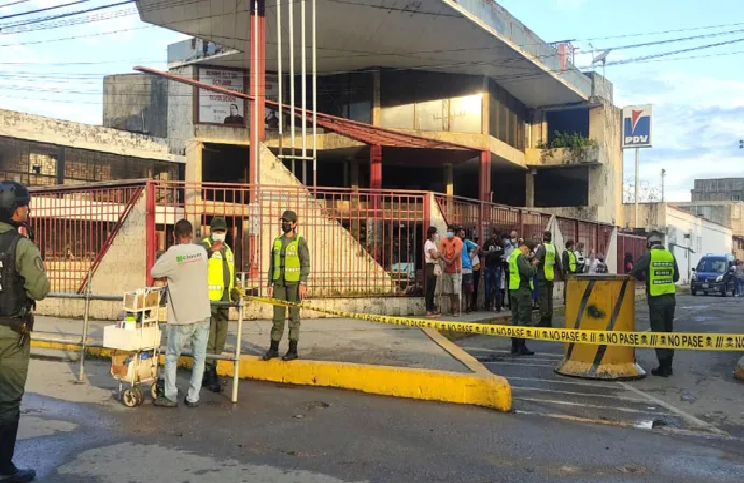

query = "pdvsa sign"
[[622, 104, 653, 149]]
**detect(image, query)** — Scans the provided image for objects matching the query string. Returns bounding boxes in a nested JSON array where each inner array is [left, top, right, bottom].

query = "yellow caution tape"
[[246, 296, 744, 352]]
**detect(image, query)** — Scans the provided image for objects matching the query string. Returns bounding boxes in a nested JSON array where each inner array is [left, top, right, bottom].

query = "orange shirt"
[[440, 236, 463, 273]]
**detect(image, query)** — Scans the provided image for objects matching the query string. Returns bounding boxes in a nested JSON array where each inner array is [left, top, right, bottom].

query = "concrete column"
[[444, 164, 454, 195], [185, 140, 204, 234], [525, 169, 535, 208], [589, 102, 622, 225], [56, 146, 65, 184], [249, 0, 266, 191], [531, 110, 548, 148], [370, 145, 382, 189], [372, 69, 381, 127], [343, 161, 350, 188], [350, 160, 359, 189], [481, 76, 490, 135], [479, 150, 491, 202]]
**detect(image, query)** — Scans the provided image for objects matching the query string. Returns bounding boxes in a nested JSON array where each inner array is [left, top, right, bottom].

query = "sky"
[[1, 0, 743, 202]]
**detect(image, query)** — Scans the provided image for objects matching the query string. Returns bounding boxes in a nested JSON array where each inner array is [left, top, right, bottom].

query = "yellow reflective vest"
[[508, 249, 533, 291], [203, 238, 235, 302], [649, 249, 676, 297], [543, 242, 556, 281], [272, 235, 301, 283]]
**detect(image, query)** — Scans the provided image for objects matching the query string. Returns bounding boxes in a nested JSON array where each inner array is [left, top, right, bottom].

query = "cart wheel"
[[150, 383, 158, 400], [122, 389, 138, 407], [133, 387, 145, 406]]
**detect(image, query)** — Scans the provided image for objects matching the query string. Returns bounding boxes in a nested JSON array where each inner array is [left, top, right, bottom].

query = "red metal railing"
[[150, 182, 428, 297], [28, 179, 630, 296], [28, 181, 147, 293]]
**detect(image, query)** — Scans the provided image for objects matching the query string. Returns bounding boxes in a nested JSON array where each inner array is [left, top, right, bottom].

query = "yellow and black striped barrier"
[[246, 296, 744, 352]]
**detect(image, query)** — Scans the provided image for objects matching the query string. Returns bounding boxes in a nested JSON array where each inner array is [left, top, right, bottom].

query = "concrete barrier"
[[30, 340, 512, 412]]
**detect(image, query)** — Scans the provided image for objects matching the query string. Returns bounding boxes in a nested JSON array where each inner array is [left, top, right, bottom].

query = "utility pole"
[[634, 148, 639, 227], [661, 168, 666, 202]]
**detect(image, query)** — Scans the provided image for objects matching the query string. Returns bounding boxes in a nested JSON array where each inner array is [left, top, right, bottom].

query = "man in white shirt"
[[150, 219, 212, 408]]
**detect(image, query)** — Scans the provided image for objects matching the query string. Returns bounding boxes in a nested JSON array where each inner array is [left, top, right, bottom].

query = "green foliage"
[[538, 131, 597, 150]]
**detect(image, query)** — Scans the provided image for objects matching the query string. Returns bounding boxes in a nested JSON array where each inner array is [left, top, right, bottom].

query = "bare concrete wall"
[[103, 74, 168, 138], [589, 101, 622, 225], [0, 109, 175, 162]]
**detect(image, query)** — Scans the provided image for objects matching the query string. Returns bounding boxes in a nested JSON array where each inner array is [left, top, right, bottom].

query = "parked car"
[[690, 253, 737, 296]]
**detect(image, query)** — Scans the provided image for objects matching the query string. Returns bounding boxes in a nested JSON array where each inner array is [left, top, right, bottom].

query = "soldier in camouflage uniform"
[[0, 182, 50, 482]]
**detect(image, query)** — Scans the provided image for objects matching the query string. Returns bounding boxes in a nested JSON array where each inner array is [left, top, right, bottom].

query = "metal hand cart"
[[103, 288, 163, 407]]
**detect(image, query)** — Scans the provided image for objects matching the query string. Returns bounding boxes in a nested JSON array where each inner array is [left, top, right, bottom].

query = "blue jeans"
[[483, 266, 502, 309], [164, 318, 210, 403]]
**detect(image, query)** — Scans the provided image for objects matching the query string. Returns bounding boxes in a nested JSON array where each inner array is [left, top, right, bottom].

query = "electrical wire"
[[0, 0, 93, 21]]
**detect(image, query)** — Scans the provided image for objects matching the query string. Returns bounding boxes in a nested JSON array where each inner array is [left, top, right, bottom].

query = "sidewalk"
[[32, 314, 476, 373]]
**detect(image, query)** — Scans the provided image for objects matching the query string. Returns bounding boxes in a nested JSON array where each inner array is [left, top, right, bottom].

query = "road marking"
[[514, 410, 638, 428], [513, 397, 671, 415], [462, 347, 563, 359], [483, 361, 557, 369], [507, 376, 620, 389], [617, 381, 727, 435], [512, 386, 648, 403]]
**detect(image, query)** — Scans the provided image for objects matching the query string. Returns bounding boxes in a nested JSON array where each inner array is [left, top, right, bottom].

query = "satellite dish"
[[592, 49, 611, 65]]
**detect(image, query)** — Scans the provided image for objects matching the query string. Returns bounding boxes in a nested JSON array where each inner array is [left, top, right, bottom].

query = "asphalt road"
[[14, 294, 744, 483], [459, 294, 744, 438]]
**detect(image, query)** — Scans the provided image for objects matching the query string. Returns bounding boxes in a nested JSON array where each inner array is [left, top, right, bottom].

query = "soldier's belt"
[[246, 296, 744, 351]]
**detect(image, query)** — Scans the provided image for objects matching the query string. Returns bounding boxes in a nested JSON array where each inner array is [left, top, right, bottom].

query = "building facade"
[[623, 202, 733, 284], [673, 201, 744, 237], [0, 109, 183, 186], [111, 0, 625, 225], [691, 178, 744, 202]]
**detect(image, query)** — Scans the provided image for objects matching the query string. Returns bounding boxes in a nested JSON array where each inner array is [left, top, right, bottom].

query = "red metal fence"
[[29, 181, 145, 292], [618, 232, 648, 274], [28, 180, 636, 296]]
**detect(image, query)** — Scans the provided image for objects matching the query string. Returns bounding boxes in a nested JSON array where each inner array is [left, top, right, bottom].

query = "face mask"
[[446, 231, 454, 239], [282, 222, 293, 233], [212, 233, 226, 243]]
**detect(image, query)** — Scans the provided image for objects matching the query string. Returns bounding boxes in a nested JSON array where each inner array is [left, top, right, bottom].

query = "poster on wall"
[[198, 67, 281, 129], [264, 74, 280, 130], [198, 68, 245, 125]]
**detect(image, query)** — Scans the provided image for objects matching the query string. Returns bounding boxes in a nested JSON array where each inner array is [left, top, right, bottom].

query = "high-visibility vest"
[[203, 238, 235, 302], [272, 235, 301, 283], [649, 249, 676, 297], [567, 251, 577, 273], [508, 249, 533, 291], [544, 242, 556, 281]]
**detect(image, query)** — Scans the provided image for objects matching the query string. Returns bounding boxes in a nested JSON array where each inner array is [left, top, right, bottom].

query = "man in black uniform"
[[0, 182, 50, 482], [630, 233, 679, 377]]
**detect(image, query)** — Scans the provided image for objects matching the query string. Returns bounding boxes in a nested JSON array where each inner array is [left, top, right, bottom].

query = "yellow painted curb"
[[421, 328, 491, 376], [735, 356, 744, 382], [30, 339, 512, 411]]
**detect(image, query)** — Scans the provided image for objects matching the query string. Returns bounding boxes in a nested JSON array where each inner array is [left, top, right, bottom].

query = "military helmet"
[[647, 233, 664, 246], [0, 181, 30, 224]]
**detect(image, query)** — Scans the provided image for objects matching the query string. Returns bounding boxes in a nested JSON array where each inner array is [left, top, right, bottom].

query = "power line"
[[0, 0, 33, 7], [0, 0, 93, 21]]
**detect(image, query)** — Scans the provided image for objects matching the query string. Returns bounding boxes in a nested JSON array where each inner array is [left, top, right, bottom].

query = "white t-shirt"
[[424, 240, 437, 264]]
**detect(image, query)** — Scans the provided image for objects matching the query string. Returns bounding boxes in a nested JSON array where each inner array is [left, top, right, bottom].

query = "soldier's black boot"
[[518, 340, 535, 357], [207, 366, 222, 393], [0, 417, 36, 482], [510, 338, 519, 354], [263, 340, 280, 361], [282, 341, 299, 361]]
